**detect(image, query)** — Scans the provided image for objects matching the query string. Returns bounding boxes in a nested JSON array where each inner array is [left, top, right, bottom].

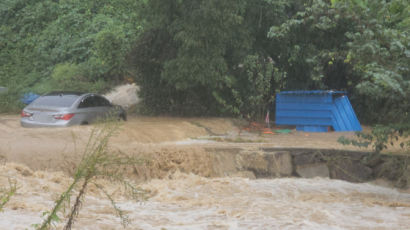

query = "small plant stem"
[[38, 177, 79, 230], [64, 174, 92, 230], [0, 178, 17, 211]]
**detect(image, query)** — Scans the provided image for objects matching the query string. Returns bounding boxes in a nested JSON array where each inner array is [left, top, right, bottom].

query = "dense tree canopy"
[[131, 0, 288, 116], [1, 0, 409, 123], [0, 0, 142, 111], [268, 0, 410, 122]]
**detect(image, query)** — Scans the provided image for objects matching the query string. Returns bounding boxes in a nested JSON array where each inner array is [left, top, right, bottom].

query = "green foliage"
[[0, 178, 17, 211], [133, 0, 287, 118], [94, 28, 128, 77], [342, 1, 410, 123], [227, 55, 276, 118], [51, 63, 83, 83], [0, 86, 24, 113], [268, 0, 410, 123], [338, 123, 410, 153], [1, 0, 408, 123], [131, 0, 409, 120], [36, 120, 147, 230], [268, 0, 355, 90], [48, 63, 109, 93], [0, 0, 142, 108], [338, 123, 409, 187]]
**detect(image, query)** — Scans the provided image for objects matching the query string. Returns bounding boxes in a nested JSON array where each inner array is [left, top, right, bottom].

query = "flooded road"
[[135, 173, 410, 230], [0, 115, 365, 172], [1, 164, 409, 230], [0, 116, 409, 229]]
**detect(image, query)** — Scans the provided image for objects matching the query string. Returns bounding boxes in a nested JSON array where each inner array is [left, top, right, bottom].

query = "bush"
[[0, 87, 24, 113], [35, 120, 147, 230]]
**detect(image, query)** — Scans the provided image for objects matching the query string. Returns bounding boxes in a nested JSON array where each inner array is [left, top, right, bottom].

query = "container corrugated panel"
[[275, 90, 362, 132], [332, 96, 362, 131], [296, 125, 329, 132], [276, 91, 334, 127]]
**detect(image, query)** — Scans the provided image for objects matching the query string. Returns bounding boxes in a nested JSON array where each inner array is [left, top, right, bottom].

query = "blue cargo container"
[[21, 92, 40, 105], [275, 90, 362, 132]]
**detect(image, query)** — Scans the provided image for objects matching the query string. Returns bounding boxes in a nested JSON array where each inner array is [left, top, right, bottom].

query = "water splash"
[[1, 165, 409, 230]]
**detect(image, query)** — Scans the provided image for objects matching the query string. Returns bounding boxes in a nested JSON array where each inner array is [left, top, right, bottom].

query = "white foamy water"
[[173, 138, 215, 145], [0, 168, 409, 230]]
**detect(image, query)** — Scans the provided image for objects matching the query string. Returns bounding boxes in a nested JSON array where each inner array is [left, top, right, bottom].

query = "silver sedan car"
[[21, 92, 126, 127]]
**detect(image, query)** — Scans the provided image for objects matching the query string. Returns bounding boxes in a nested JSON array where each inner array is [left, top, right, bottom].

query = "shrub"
[[35, 120, 147, 230]]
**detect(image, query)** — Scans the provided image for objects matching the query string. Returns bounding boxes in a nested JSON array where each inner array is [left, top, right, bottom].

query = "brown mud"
[[0, 115, 366, 172], [1, 115, 409, 229], [1, 163, 409, 230]]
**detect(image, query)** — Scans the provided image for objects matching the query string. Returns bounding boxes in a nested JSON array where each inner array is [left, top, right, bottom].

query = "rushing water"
[[1, 166, 409, 230]]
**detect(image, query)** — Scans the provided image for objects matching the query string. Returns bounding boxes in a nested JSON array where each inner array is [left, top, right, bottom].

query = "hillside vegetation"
[[1, 0, 409, 124]]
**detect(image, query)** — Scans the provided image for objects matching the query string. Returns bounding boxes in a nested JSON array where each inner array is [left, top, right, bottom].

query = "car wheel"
[[119, 114, 127, 121]]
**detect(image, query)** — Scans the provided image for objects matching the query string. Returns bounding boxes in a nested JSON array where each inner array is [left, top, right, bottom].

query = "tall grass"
[[0, 178, 17, 211], [35, 119, 147, 230]]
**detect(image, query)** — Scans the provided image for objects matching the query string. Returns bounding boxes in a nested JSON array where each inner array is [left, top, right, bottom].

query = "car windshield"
[[30, 95, 79, 108]]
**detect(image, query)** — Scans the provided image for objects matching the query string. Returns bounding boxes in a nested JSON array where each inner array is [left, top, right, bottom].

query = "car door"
[[77, 95, 101, 123], [93, 95, 113, 119]]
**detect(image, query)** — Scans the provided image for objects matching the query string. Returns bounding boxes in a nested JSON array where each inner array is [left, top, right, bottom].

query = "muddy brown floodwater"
[[0, 115, 409, 230], [0, 115, 366, 171]]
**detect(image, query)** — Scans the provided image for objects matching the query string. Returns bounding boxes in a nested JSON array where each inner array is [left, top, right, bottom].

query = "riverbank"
[[0, 115, 409, 229]]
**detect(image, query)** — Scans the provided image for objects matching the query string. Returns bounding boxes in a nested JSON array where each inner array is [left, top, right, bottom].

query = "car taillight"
[[53, 113, 75, 120], [21, 110, 33, 117]]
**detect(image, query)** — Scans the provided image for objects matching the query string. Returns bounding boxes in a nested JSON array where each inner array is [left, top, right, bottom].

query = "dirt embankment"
[[0, 116, 220, 170], [0, 115, 367, 174], [1, 115, 409, 229]]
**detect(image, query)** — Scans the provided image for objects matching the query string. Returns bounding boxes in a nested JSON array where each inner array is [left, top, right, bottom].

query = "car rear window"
[[30, 95, 79, 108]]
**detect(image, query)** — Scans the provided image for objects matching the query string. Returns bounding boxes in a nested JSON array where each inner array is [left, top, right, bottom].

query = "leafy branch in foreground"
[[0, 178, 17, 211], [338, 123, 410, 188], [338, 123, 410, 153], [36, 120, 147, 230]]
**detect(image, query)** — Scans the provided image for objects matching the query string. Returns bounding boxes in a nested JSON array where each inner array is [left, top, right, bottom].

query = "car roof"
[[45, 91, 86, 96]]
